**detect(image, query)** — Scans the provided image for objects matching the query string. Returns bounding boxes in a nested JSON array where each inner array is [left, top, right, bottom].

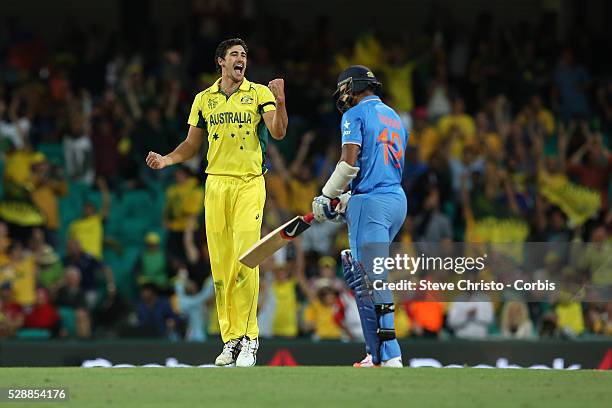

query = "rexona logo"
[[409, 358, 581, 370]]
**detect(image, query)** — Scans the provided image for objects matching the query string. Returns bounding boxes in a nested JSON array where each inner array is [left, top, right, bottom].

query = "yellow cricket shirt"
[[188, 78, 276, 178], [68, 214, 103, 259], [272, 278, 299, 337], [164, 177, 204, 232]]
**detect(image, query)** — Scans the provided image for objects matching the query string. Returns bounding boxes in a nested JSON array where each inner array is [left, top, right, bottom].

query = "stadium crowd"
[[0, 5, 610, 342]]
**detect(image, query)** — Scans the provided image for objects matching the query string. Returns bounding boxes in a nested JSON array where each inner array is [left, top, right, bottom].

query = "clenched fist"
[[146, 151, 170, 170], [268, 78, 285, 105]]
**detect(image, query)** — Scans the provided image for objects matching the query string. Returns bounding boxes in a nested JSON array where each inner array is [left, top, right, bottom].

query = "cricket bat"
[[239, 199, 338, 268]]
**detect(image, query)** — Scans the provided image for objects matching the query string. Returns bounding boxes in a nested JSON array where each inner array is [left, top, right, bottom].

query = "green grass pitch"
[[0, 367, 610, 407]]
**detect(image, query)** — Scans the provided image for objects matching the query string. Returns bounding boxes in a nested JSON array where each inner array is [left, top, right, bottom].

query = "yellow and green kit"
[[188, 77, 275, 342]]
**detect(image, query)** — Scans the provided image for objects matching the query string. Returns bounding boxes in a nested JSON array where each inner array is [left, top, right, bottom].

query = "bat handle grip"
[[303, 198, 340, 224]]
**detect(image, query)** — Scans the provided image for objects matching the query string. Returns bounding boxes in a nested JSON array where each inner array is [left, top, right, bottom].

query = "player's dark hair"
[[215, 38, 248, 73]]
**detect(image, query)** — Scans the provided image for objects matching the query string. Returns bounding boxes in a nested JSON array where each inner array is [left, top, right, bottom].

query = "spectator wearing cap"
[[313, 256, 344, 292], [36, 245, 63, 292], [135, 231, 169, 290], [67, 177, 110, 260]]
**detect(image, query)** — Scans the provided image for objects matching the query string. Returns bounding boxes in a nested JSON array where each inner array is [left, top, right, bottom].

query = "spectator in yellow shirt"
[[437, 97, 476, 159], [163, 166, 203, 269], [475, 111, 503, 161], [517, 94, 555, 136], [0, 242, 37, 306], [303, 278, 343, 340], [266, 131, 334, 216], [3, 145, 35, 190], [29, 153, 68, 247], [410, 107, 440, 162], [67, 177, 110, 260], [555, 297, 585, 337], [269, 238, 312, 338], [270, 262, 299, 338]]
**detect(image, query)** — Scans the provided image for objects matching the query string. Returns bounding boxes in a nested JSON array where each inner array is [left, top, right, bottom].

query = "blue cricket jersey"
[[340, 95, 409, 195]]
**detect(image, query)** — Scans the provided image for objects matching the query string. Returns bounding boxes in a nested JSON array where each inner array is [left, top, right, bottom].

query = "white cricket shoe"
[[215, 338, 242, 366], [353, 354, 375, 368], [381, 356, 403, 368], [236, 337, 259, 367]]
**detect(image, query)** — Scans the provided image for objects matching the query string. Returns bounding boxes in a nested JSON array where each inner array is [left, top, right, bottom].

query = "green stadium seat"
[[58, 307, 77, 337], [105, 246, 143, 300], [37, 142, 65, 169], [117, 217, 150, 246], [16, 328, 51, 339]]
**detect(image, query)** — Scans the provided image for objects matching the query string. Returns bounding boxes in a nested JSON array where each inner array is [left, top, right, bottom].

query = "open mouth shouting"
[[233, 62, 245, 76]]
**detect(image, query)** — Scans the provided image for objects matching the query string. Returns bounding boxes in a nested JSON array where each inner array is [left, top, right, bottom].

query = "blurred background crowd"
[[0, 0, 609, 342]]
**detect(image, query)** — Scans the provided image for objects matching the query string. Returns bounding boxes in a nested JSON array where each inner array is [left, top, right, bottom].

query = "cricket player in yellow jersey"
[[146, 38, 288, 367]]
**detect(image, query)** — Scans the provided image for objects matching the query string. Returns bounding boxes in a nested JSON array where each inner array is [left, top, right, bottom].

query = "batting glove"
[[334, 192, 351, 214], [312, 195, 337, 222]]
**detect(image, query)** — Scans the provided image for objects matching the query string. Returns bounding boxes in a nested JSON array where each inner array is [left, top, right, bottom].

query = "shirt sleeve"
[[187, 93, 206, 128], [257, 85, 276, 114], [341, 109, 363, 146]]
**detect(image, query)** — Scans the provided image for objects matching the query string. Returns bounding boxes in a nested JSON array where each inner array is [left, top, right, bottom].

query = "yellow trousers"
[[205, 174, 265, 343]]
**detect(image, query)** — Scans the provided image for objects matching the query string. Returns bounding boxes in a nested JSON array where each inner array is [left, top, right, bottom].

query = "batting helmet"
[[334, 65, 382, 113]]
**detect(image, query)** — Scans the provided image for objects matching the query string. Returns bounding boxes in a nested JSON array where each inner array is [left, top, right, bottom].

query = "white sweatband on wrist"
[[322, 161, 359, 198]]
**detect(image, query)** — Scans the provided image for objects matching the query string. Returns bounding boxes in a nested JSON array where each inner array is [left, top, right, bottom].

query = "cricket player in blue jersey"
[[312, 65, 408, 368]]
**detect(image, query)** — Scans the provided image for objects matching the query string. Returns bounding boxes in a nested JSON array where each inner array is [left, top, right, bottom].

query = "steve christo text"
[[374, 279, 557, 292]]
